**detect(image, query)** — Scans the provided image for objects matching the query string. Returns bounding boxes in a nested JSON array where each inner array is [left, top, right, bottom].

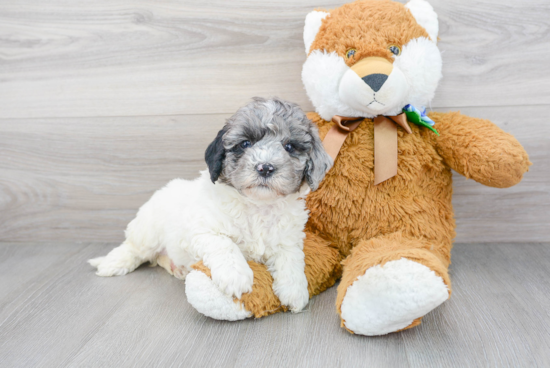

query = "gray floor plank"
[[403, 244, 550, 368], [0, 0, 549, 118], [0, 242, 549, 367], [0, 244, 146, 367]]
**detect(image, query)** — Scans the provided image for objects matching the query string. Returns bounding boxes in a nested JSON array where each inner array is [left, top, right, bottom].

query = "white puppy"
[[89, 97, 332, 313]]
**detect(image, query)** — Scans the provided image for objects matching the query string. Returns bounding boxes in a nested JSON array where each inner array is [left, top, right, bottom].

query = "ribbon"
[[322, 116, 364, 160], [322, 113, 413, 185], [373, 114, 412, 185]]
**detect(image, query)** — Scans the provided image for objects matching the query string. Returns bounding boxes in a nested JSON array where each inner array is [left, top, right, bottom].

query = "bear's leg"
[[336, 233, 451, 336], [185, 232, 342, 320]]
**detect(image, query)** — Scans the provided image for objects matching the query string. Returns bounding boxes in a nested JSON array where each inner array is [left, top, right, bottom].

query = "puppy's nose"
[[362, 74, 388, 92], [256, 163, 275, 178]]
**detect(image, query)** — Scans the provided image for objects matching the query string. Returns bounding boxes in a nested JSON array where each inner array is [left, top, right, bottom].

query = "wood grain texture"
[[0, 105, 547, 243], [0, 242, 549, 367], [0, 0, 549, 118]]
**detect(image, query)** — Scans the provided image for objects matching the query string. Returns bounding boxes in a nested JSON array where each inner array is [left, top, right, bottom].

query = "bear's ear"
[[405, 0, 439, 43], [304, 11, 330, 54]]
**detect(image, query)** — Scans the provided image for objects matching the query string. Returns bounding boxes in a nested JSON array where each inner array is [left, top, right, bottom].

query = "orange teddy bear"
[[185, 0, 531, 335]]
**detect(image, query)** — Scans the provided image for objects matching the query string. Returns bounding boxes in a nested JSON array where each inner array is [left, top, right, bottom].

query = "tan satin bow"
[[322, 114, 412, 185]]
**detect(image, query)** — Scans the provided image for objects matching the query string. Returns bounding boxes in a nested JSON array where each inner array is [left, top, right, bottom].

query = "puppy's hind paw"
[[88, 257, 131, 277], [88, 257, 105, 268]]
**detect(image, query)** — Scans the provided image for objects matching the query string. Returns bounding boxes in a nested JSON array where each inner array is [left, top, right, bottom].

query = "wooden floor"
[[0, 242, 549, 368]]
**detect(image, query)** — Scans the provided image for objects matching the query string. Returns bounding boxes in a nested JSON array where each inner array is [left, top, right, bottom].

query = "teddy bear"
[[183, 0, 531, 335]]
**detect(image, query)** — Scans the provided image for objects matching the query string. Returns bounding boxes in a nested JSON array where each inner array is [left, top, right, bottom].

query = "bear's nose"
[[362, 73, 388, 92], [256, 163, 275, 178]]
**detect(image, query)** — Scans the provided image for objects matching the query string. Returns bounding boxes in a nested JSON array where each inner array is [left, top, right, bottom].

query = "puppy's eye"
[[388, 44, 401, 56], [240, 140, 252, 149], [284, 143, 295, 153], [346, 48, 357, 59]]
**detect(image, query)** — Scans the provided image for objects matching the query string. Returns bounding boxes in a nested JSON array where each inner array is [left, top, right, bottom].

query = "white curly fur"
[[89, 171, 311, 312]]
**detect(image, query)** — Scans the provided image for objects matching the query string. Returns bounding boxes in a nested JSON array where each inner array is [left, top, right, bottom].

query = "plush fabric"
[[309, 1, 429, 62], [186, 0, 531, 335], [190, 231, 342, 318], [208, 109, 529, 332]]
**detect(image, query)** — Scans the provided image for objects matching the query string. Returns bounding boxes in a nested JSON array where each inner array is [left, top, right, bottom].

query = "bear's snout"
[[362, 74, 388, 92]]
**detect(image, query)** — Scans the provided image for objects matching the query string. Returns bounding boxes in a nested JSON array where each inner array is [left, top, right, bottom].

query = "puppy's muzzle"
[[352, 57, 393, 92], [256, 163, 275, 178]]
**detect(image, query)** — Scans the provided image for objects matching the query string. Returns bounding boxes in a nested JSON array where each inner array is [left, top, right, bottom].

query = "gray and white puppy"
[[206, 96, 332, 200], [89, 97, 332, 316]]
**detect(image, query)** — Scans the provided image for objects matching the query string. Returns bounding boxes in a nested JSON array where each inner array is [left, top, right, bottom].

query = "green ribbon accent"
[[403, 106, 439, 136]]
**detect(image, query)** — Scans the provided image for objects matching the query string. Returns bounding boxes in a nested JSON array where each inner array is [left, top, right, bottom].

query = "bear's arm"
[[427, 111, 531, 188]]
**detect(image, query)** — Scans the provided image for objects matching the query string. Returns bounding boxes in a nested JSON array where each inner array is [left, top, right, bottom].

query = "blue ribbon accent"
[[403, 104, 435, 126]]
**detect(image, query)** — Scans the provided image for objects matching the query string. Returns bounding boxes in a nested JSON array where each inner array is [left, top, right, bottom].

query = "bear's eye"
[[346, 48, 357, 59], [388, 45, 401, 56], [284, 143, 295, 153], [240, 140, 252, 149]]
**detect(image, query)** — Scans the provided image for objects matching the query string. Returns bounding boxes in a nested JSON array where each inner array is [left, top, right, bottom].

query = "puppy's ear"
[[305, 124, 333, 191], [205, 125, 228, 183]]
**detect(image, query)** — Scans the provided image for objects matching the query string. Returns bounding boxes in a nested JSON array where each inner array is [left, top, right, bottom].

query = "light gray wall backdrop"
[[0, 0, 548, 243]]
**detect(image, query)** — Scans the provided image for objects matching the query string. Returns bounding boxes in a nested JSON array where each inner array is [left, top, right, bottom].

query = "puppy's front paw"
[[275, 282, 309, 313], [211, 264, 254, 299]]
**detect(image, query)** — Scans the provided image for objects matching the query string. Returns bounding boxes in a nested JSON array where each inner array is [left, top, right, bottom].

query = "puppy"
[[88, 97, 332, 312]]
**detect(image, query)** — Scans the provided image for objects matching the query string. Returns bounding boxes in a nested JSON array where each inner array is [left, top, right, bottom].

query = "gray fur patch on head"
[[205, 97, 333, 200]]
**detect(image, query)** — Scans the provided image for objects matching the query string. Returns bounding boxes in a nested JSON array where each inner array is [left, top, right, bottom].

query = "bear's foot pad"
[[340, 258, 448, 336]]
